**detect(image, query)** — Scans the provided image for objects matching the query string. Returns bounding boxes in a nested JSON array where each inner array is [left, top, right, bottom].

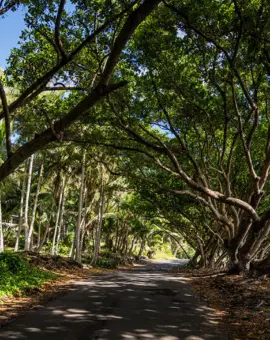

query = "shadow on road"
[[0, 260, 226, 340]]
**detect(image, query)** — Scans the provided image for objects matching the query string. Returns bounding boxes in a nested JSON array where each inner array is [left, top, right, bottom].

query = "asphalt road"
[[0, 260, 227, 340]]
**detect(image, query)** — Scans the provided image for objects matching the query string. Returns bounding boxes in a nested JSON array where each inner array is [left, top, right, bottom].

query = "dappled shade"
[[0, 262, 226, 340]]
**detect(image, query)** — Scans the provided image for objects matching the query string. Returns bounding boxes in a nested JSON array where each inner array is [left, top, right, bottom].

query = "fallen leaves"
[[173, 267, 270, 340]]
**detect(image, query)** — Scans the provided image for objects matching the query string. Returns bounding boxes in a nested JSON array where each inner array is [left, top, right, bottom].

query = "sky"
[[0, 8, 26, 68]]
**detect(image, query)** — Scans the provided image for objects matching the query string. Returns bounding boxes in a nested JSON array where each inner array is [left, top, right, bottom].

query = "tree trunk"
[[38, 212, 54, 252], [138, 237, 146, 257], [14, 165, 27, 251], [56, 182, 66, 255], [225, 221, 270, 276], [91, 183, 105, 265], [75, 152, 86, 263], [24, 154, 34, 251], [114, 220, 120, 253], [173, 245, 180, 257], [129, 236, 137, 255], [79, 221, 86, 256], [0, 196, 4, 252], [37, 209, 41, 249], [191, 248, 200, 266], [27, 160, 44, 250], [51, 175, 66, 255], [69, 237, 75, 258]]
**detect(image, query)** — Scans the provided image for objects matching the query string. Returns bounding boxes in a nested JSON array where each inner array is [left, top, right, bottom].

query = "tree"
[[0, 0, 161, 181], [74, 0, 270, 275]]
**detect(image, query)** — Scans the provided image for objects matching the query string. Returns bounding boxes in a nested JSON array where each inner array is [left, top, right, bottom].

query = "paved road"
[[0, 260, 227, 340]]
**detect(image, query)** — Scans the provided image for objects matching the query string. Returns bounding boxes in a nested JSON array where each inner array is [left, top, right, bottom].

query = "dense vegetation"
[[0, 252, 55, 296], [0, 0, 269, 280]]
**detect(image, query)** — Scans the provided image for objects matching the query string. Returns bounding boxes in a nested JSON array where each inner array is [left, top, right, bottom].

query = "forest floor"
[[0, 253, 113, 328], [171, 267, 270, 340]]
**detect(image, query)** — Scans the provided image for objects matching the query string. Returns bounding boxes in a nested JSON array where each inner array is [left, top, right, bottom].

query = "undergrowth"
[[0, 252, 55, 298]]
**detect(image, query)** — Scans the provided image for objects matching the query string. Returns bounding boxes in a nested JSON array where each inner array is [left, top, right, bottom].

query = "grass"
[[0, 252, 56, 298]]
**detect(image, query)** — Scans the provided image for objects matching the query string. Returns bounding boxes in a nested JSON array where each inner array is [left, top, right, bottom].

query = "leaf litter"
[[171, 267, 270, 340]]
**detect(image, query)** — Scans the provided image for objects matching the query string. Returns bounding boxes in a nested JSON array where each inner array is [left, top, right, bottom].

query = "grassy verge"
[[0, 252, 56, 299]]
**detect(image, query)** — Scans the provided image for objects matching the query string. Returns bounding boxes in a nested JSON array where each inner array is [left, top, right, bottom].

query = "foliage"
[[0, 252, 55, 297]]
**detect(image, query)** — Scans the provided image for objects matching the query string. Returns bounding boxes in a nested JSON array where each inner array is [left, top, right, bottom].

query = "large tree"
[[0, 0, 161, 179], [75, 0, 270, 275]]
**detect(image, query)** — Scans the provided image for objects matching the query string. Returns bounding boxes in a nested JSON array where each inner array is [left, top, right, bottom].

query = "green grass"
[[0, 252, 56, 298]]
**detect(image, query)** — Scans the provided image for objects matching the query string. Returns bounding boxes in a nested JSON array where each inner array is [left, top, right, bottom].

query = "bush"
[[95, 257, 118, 269], [94, 253, 137, 268], [0, 252, 28, 274], [0, 252, 55, 298]]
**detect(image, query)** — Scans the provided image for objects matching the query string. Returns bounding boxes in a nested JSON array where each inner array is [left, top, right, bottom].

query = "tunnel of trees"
[[0, 0, 270, 277]]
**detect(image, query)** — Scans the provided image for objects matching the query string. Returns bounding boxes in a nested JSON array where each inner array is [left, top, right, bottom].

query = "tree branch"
[[0, 0, 19, 15], [43, 86, 87, 91], [55, 0, 67, 60], [100, 0, 161, 85], [0, 0, 141, 120], [115, 119, 260, 221], [231, 81, 259, 184]]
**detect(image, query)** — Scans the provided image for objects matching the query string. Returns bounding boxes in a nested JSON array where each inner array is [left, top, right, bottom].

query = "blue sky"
[[0, 9, 25, 68]]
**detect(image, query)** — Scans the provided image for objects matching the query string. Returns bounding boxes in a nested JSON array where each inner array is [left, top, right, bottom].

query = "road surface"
[[0, 260, 227, 340]]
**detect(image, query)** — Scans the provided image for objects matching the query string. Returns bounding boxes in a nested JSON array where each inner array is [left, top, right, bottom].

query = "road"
[[0, 260, 227, 340]]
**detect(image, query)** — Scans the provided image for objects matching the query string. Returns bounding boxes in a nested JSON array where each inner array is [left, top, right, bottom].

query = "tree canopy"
[[0, 0, 270, 276]]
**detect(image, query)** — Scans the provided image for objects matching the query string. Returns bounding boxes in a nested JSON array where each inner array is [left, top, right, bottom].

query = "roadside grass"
[[0, 252, 56, 299]]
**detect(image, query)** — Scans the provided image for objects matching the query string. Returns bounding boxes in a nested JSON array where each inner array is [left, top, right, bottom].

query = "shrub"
[[0, 252, 55, 298], [95, 257, 118, 269], [0, 252, 28, 274]]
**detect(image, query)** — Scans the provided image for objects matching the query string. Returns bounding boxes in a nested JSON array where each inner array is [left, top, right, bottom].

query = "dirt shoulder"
[[172, 267, 270, 340]]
